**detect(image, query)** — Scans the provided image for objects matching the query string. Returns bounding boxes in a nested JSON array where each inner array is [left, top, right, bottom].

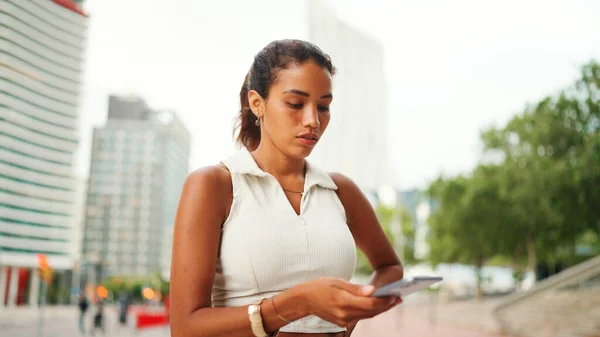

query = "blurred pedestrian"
[[118, 289, 131, 326], [77, 291, 89, 334], [91, 300, 104, 336]]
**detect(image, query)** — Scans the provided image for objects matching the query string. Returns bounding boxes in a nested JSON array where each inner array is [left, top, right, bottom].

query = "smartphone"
[[372, 276, 443, 298]]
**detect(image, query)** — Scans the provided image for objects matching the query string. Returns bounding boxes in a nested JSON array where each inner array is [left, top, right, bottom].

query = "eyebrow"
[[283, 89, 333, 99]]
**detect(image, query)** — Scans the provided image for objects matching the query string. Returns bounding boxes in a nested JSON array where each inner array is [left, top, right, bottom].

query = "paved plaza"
[[0, 301, 514, 337]]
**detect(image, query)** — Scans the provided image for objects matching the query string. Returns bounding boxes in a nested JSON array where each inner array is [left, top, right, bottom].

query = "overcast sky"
[[78, 0, 600, 189]]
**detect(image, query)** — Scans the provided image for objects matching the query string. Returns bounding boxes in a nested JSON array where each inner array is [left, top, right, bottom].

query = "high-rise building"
[[396, 189, 436, 261], [0, 0, 87, 307], [304, 0, 390, 192], [82, 95, 191, 280]]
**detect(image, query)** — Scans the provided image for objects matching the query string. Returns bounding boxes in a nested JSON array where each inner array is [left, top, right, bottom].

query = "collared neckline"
[[228, 147, 338, 191]]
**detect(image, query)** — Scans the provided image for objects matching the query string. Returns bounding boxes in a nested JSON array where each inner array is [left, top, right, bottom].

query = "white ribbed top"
[[212, 148, 357, 333]]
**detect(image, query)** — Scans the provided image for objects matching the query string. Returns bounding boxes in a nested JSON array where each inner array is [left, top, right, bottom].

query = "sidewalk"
[[0, 304, 169, 337], [353, 301, 514, 337], [0, 299, 514, 337]]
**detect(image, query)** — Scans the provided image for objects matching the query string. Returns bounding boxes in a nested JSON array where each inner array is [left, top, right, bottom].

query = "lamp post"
[[36, 254, 53, 337]]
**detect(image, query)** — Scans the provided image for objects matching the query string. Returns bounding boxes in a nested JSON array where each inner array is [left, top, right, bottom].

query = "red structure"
[[2, 268, 31, 306], [136, 312, 170, 329], [16, 269, 30, 305], [51, 0, 88, 17], [135, 296, 171, 330]]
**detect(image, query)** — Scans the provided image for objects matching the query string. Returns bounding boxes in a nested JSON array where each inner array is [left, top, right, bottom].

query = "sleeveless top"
[[212, 148, 357, 333]]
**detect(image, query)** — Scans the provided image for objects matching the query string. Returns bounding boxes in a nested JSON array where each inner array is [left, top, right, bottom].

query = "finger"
[[328, 297, 399, 326], [318, 312, 347, 328], [338, 291, 397, 311], [341, 305, 391, 323], [332, 279, 375, 297], [353, 298, 401, 320]]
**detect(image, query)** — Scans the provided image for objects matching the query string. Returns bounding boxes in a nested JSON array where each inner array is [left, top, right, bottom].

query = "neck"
[[251, 140, 305, 180]]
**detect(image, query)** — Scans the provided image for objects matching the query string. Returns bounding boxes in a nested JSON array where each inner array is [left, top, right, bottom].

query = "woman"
[[170, 39, 404, 337]]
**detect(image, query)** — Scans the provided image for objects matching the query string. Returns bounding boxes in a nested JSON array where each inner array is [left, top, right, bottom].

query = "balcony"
[[0, 133, 73, 165], [0, 0, 85, 49]]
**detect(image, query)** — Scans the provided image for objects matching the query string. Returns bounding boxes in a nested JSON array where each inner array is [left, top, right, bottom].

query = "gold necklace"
[[282, 188, 303, 196]]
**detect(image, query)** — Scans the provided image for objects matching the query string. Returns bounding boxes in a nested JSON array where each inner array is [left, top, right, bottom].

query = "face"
[[248, 61, 333, 159]]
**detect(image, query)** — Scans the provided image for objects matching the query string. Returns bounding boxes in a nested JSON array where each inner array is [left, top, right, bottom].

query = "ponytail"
[[234, 40, 336, 151], [235, 73, 261, 151]]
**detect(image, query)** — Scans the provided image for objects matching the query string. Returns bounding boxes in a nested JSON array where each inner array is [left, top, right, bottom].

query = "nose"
[[302, 106, 320, 129]]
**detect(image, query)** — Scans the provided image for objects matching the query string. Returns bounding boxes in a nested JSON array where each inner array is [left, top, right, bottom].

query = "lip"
[[297, 132, 319, 146]]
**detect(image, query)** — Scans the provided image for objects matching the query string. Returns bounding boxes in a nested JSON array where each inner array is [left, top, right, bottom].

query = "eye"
[[318, 105, 330, 112], [287, 102, 303, 109]]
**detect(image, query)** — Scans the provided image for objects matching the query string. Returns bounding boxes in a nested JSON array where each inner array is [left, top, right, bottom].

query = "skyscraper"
[[0, 0, 87, 307], [305, 0, 390, 192], [82, 95, 191, 279]]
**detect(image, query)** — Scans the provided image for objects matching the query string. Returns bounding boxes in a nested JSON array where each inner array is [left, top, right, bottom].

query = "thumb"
[[360, 285, 376, 296], [335, 280, 375, 296]]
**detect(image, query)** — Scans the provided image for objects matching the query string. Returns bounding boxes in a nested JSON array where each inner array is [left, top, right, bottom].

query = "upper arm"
[[329, 173, 401, 270], [170, 165, 232, 326]]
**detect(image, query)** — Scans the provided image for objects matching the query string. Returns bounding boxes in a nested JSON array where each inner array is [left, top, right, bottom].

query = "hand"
[[299, 277, 403, 328]]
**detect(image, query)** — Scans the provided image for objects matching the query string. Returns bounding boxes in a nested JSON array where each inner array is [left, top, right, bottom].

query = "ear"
[[248, 90, 265, 117]]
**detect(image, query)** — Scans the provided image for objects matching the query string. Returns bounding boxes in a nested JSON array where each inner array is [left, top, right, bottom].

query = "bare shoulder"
[[185, 163, 231, 191], [329, 172, 361, 197], [328, 172, 373, 223], [181, 163, 232, 219]]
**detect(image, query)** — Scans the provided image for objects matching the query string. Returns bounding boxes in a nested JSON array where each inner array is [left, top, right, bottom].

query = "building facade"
[[396, 189, 436, 261], [304, 0, 390, 192], [82, 95, 190, 280], [0, 0, 87, 307]]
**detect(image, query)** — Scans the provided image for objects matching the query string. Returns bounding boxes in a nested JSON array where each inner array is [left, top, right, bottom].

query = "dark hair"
[[235, 39, 336, 151]]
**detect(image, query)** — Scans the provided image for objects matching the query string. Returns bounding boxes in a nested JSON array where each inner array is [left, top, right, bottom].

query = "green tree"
[[399, 207, 419, 265], [427, 165, 510, 298], [355, 204, 417, 275], [481, 61, 600, 277], [101, 271, 170, 303]]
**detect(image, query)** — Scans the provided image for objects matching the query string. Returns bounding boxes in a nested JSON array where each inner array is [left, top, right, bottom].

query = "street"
[[0, 305, 167, 337], [0, 302, 514, 337]]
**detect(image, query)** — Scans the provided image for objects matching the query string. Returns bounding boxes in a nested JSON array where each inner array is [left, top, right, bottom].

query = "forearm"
[[172, 286, 309, 337], [178, 306, 252, 337], [262, 285, 312, 333], [367, 264, 404, 288]]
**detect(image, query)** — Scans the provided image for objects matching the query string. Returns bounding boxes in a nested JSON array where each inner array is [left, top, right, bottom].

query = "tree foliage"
[[426, 60, 600, 283], [355, 205, 417, 275], [426, 165, 511, 297]]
